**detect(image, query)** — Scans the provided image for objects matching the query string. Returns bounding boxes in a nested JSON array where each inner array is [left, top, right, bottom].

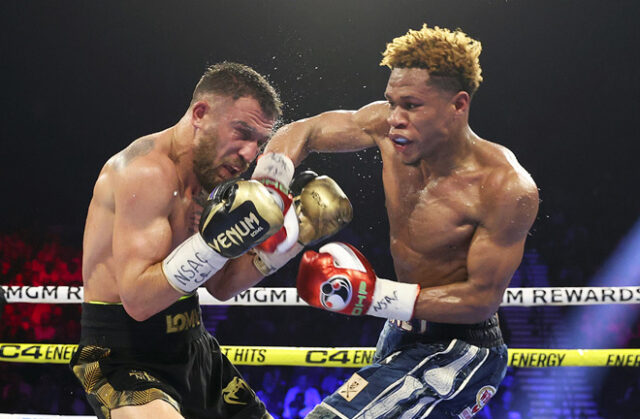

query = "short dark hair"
[[191, 61, 282, 120]]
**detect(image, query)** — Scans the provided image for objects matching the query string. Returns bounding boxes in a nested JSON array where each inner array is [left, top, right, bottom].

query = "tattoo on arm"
[[194, 190, 209, 207], [113, 138, 155, 170], [188, 206, 203, 235]]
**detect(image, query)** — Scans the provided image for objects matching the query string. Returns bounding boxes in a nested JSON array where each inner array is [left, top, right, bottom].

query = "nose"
[[387, 106, 407, 129], [238, 141, 259, 163]]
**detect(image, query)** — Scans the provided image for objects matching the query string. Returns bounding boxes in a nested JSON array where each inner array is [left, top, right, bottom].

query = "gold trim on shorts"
[[71, 345, 181, 418]]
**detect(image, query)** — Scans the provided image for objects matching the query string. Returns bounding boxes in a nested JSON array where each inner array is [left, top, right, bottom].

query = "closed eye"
[[236, 128, 252, 141], [386, 100, 420, 111]]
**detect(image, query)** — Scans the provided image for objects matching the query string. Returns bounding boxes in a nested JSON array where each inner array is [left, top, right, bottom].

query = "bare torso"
[[265, 99, 538, 322], [82, 131, 202, 303], [375, 134, 519, 288]]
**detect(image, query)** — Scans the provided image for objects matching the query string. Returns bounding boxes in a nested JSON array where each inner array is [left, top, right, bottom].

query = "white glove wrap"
[[253, 242, 304, 276], [162, 233, 228, 294], [365, 278, 420, 321], [252, 152, 295, 185]]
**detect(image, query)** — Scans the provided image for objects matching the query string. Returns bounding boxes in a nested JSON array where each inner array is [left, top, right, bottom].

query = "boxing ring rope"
[[1, 286, 638, 419], [2, 285, 639, 368], [3, 285, 640, 306], [0, 415, 95, 419], [1, 343, 639, 368]]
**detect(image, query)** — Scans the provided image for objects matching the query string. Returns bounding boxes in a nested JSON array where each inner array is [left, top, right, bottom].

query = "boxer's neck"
[[418, 125, 478, 178]]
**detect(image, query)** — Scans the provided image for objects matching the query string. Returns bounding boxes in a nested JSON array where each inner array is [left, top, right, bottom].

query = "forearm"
[[265, 108, 379, 165], [265, 118, 316, 165], [119, 263, 185, 321], [204, 254, 265, 301], [413, 280, 501, 324]]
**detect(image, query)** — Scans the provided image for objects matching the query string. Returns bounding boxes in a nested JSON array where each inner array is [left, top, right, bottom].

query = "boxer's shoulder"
[[480, 162, 538, 211], [353, 100, 391, 140], [95, 136, 179, 215], [475, 153, 538, 240], [110, 137, 177, 186], [475, 140, 535, 185]]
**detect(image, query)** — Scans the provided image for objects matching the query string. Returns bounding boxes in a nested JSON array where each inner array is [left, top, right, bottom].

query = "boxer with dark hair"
[[72, 60, 352, 419], [73, 62, 284, 419]]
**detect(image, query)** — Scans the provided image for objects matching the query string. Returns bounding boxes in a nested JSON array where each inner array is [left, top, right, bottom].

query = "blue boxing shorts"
[[307, 314, 507, 418]]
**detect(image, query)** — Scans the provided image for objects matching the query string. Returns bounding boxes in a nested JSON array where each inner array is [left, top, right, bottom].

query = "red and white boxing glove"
[[251, 152, 298, 253], [297, 242, 420, 321]]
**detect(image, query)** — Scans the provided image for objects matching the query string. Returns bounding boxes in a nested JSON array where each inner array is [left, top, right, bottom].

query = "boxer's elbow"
[[469, 288, 502, 321], [475, 304, 499, 323], [205, 257, 261, 301], [208, 286, 236, 302], [205, 279, 238, 302], [122, 299, 155, 321], [118, 283, 160, 321]]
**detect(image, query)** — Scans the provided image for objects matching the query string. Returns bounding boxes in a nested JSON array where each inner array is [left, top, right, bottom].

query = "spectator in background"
[[282, 373, 321, 418], [319, 372, 341, 400], [256, 369, 287, 418]]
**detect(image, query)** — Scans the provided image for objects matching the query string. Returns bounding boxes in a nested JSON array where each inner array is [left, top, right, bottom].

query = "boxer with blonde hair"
[[265, 24, 539, 418]]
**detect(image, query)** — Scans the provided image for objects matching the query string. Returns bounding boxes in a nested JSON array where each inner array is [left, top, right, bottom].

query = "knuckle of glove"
[[199, 180, 285, 258], [295, 176, 353, 245], [289, 170, 318, 195]]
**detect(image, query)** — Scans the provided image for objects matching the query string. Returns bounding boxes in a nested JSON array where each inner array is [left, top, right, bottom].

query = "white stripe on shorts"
[[422, 345, 489, 417], [422, 344, 478, 397], [354, 340, 458, 418]]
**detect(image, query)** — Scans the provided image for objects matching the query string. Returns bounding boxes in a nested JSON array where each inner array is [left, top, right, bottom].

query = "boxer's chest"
[[169, 193, 204, 244], [386, 172, 482, 257]]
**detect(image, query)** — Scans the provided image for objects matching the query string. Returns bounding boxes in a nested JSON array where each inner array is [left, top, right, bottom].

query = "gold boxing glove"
[[291, 171, 353, 246], [163, 179, 284, 294], [252, 171, 352, 276]]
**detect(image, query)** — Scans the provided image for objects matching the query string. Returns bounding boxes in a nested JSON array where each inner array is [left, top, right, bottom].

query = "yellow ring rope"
[[1, 343, 638, 367]]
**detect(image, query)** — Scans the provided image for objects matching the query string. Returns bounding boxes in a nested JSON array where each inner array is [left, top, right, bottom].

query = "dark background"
[[2, 0, 639, 280], [1, 1, 640, 417]]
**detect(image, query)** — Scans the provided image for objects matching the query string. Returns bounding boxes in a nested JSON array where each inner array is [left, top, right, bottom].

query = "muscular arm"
[[112, 160, 183, 321], [413, 171, 539, 323], [265, 101, 389, 164], [204, 253, 265, 301], [224, 103, 384, 298], [217, 102, 388, 298]]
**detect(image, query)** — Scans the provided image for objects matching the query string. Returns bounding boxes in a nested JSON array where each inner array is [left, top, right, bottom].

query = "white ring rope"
[[2, 285, 639, 306], [0, 415, 95, 419]]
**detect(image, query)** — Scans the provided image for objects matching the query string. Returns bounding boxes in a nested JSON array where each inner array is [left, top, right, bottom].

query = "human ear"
[[191, 101, 209, 128], [452, 91, 470, 113]]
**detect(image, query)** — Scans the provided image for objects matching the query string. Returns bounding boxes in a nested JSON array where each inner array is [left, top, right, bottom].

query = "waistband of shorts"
[[389, 313, 504, 347], [79, 293, 205, 350]]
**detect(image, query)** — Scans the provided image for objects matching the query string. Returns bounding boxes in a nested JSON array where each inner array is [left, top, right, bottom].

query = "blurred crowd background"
[[1, 222, 639, 418]]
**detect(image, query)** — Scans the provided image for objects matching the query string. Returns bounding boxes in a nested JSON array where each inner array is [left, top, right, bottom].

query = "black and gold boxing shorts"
[[70, 294, 270, 419]]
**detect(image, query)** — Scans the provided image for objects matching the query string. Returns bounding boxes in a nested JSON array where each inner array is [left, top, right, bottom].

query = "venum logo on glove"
[[204, 202, 270, 258]]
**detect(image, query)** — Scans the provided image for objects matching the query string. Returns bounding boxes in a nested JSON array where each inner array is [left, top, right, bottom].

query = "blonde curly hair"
[[380, 24, 483, 96]]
